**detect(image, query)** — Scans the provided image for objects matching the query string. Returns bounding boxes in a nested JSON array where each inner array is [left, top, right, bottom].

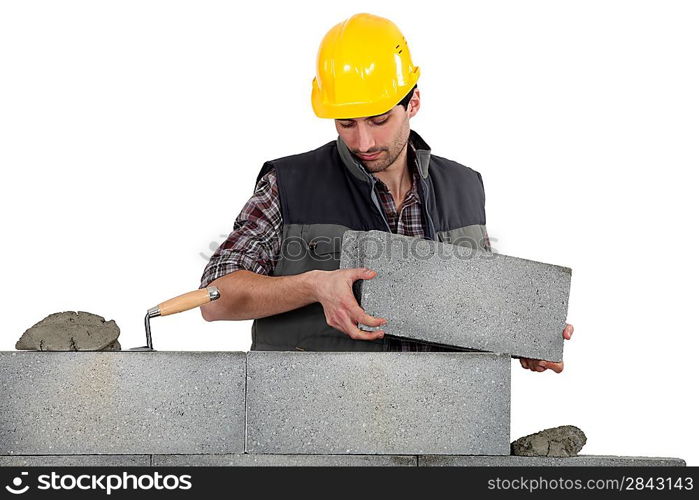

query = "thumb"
[[352, 267, 377, 280]]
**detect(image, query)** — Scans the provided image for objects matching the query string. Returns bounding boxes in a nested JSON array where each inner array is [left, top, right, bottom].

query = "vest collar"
[[336, 129, 432, 183]]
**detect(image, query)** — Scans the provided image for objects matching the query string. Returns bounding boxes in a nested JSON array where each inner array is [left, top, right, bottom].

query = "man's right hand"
[[309, 267, 387, 341]]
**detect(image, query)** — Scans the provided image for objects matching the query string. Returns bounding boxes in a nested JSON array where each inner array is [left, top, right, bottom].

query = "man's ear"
[[408, 88, 421, 117]]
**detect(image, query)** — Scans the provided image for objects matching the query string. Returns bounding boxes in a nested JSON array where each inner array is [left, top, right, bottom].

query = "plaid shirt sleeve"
[[199, 168, 282, 289]]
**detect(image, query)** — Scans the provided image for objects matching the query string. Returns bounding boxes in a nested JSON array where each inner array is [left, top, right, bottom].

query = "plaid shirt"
[[201, 144, 455, 352]]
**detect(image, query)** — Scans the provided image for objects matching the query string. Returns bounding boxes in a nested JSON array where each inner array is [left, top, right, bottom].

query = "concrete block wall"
[[0, 351, 509, 457], [340, 230, 572, 362], [0, 351, 685, 466]]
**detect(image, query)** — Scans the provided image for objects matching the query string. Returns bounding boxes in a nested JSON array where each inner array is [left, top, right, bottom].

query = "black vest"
[[251, 130, 489, 351]]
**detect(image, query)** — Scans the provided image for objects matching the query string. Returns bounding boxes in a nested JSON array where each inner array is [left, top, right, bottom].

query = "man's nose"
[[356, 123, 376, 152]]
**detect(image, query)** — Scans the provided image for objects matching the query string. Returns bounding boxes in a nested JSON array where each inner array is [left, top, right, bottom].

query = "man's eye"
[[339, 122, 355, 128], [373, 118, 388, 126]]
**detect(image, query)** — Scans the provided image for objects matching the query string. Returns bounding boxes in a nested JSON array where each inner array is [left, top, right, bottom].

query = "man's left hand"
[[518, 323, 574, 373]]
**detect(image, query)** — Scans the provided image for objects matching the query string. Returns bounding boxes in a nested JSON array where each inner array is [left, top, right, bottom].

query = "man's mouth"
[[357, 151, 382, 161]]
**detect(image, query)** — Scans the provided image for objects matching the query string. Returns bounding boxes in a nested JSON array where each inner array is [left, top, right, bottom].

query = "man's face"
[[334, 89, 420, 173]]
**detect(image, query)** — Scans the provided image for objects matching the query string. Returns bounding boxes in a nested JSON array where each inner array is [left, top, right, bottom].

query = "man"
[[200, 13, 573, 372]]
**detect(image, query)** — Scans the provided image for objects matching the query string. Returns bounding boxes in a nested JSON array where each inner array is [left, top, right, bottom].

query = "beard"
[[360, 150, 391, 173], [355, 133, 410, 173]]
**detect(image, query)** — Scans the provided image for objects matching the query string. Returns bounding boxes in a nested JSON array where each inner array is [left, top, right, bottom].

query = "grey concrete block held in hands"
[[340, 230, 572, 362]]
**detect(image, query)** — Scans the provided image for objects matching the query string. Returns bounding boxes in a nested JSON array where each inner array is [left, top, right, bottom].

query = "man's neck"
[[373, 142, 412, 204]]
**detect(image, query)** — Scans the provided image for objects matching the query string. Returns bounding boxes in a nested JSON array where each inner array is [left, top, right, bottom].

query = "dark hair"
[[397, 84, 418, 110]]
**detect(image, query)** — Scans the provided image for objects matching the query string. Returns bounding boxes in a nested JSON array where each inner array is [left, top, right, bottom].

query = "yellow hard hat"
[[311, 13, 420, 119]]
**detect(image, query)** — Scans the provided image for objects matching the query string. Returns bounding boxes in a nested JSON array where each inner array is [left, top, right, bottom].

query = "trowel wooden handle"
[[152, 286, 221, 317]]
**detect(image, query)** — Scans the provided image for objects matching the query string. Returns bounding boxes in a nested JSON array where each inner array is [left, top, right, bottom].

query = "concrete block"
[[246, 351, 510, 455], [341, 230, 572, 362], [419, 455, 686, 467], [153, 454, 416, 466], [0, 351, 246, 455], [0, 455, 151, 466]]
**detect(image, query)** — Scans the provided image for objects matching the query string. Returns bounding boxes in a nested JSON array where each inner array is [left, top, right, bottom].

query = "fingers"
[[519, 358, 564, 373], [326, 306, 385, 341], [563, 323, 574, 340], [524, 361, 540, 371], [343, 273, 387, 328], [321, 269, 387, 341], [521, 323, 571, 372], [350, 305, 387, 328], [519, 358, 539, 371], [542, 361, 564, 373], [348, 304, 387, 338], [339, 280, 387, 327], [519, 358, 539, 370], [340, 313, 384, 341]]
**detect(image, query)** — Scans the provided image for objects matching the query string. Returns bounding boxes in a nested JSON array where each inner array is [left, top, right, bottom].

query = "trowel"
[[129, 285, 221, 351]]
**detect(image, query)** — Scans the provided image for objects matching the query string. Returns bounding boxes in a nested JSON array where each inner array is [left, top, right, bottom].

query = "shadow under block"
[[0, 455, 151, 466], [419, 455, 686, 467], [152, 454, 417, 466], [0, 454, 686, 467]]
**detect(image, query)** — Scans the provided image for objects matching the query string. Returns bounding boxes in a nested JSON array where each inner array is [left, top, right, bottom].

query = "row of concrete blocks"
[[0, 351, 678, 465], [0, 455, 685, 467], [1, 351, 507, 456], [0, 352, 685, 466]]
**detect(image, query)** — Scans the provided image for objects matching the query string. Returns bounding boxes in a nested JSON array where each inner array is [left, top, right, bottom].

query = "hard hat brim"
[[312, 67, 420, 119]]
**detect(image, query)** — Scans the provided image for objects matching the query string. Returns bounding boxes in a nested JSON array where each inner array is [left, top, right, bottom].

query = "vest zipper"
[[420, 176, 437, 240], [369, 177, 392, 233]]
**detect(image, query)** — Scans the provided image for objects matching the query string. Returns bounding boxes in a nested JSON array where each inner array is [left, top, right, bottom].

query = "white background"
[[1, 1, 697, 465]]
